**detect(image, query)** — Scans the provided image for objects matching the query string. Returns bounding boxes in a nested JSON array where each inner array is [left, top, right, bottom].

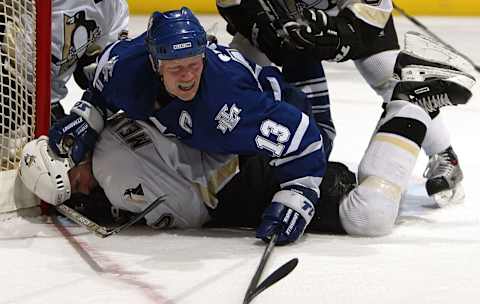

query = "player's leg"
[[282, 54, 336, 158], [353, 15, 401, 102], [339, 99, 430, 236], [393, 32, 475, 206], [356, 28, 474, 207]]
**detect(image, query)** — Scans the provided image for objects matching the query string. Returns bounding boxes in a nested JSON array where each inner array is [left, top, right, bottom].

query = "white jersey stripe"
[[285, 113, 309, 155], [292, 77, 326, 86], [280, 176, 323, 197], [270, 138, 323, 167]]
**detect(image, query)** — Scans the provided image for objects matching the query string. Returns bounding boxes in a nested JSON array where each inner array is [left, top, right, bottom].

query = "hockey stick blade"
[[103, 195, 165, 236], [245, 257, 299, 303], [56, 195, 165, 238]]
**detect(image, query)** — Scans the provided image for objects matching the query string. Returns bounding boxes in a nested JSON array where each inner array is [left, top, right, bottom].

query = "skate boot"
[[424, 146, 465, 207], [391, 32, 476, 114], [391, 76, 473, 115]]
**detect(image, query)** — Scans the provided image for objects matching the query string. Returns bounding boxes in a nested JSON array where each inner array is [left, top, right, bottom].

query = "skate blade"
[[401, 65, 476, 89], [431, 183, 465, 208], [404, 31, 476, 76]]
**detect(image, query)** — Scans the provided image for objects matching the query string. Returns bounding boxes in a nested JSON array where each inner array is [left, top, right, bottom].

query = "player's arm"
[[216, 0, 291, 65], [48, 42, 126, 164], [73, 0, 129, 90], [219, 86, 325, 245], [284, 0, 395, 61], [209, 46, 326, 244], [254, 93, 326, 245], [48, 89, 107, 164]]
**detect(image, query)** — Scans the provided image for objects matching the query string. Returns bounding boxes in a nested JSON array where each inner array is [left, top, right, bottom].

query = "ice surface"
[[1, 15, 480, 304]]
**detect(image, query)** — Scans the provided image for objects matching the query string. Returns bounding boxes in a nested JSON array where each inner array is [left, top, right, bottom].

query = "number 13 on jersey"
[[255, 119, 291, 157]]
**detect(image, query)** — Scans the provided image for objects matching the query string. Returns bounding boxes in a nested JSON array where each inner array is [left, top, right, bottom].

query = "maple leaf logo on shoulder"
[[23, 153, 36, 168], [94, 55, 119, 91], [102, 56, 119, 83]]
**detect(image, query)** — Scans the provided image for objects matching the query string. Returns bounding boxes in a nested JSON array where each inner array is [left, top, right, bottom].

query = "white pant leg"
[[340, 100, 431, 236]]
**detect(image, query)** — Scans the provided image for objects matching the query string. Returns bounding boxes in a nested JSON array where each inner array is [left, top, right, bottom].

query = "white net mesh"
[[0, 0, 41, 216], [0, 0, 36, 171]]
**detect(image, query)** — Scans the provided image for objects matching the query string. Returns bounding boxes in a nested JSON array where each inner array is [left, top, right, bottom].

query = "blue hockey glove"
[[48, 100, 105, 165], [256, 190, 316, 245]]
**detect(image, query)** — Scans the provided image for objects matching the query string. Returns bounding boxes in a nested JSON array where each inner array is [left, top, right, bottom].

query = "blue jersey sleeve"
[[89, 34, 159, 120]]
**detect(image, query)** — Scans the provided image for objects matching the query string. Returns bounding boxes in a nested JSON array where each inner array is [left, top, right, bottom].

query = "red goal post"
[[36, 0, 52, 138]]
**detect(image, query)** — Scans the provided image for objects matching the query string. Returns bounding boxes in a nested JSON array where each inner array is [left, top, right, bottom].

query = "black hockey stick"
[[243, 233, 299, 304], [393, 3, 480, 72], [247, 257, 298, 302], [56, 195, 165, 238]]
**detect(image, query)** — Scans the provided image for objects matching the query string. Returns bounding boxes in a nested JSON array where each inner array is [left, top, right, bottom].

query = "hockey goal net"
[[0, 0, 50, 217]]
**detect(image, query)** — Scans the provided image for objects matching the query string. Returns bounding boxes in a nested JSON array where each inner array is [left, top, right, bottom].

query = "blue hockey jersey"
[[89, 34, 326, 203]]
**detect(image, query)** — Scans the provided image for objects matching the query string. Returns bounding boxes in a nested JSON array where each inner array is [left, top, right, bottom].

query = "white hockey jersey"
[[92, 116, 239, 229], [51, 0, 129, 104], [303, 0, 393, 28]]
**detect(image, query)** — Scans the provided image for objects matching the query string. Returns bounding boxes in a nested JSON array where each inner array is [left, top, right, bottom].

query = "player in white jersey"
[[18, 113, 354, 233], [50, 0, 129, 120], [216, 0, 473, 206]]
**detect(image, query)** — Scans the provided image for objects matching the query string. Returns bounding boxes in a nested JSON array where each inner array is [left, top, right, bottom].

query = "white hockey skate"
[[424, 146, 465, 207], [401, 31, 477, 78]]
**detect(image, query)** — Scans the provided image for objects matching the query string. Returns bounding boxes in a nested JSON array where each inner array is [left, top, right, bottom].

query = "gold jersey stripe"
[[196, 156, 239, 209], [373, 133, 420, 157]]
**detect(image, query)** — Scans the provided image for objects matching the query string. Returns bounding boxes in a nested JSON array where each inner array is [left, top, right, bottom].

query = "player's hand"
[[283, 9, 340, 57], [48, 100, 104, 165], [256, 190, 315, 245]]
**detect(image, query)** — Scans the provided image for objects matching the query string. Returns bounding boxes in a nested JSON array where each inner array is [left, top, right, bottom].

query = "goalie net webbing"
[[0, 0, 50, 215]]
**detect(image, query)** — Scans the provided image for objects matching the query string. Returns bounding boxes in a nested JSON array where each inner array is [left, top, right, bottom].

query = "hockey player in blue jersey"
[[48, 7, 333, 245]]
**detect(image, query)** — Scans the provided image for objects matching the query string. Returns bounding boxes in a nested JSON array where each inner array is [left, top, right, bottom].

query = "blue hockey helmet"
[[145, 7, 207, 66]]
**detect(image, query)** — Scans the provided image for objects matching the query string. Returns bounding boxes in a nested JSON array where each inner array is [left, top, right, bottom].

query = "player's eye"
[[167, 67, 181, 73], [190, 62, 202, 71]]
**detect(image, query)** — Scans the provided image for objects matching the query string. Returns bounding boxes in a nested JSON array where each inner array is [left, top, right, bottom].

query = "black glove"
[[250, 10, 294, 66], [73, 52, 99, 90], [284, 8, 360, 62]]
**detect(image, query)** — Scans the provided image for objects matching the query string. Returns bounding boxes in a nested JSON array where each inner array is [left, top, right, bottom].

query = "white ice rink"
[[2, 15, 480, 304]]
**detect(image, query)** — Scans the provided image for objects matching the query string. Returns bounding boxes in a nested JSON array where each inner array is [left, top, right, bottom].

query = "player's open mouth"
[[178, 81, 195, 91]]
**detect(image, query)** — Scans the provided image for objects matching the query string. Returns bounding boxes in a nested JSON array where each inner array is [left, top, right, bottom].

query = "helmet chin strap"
[[148, 54, 160, 72]]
